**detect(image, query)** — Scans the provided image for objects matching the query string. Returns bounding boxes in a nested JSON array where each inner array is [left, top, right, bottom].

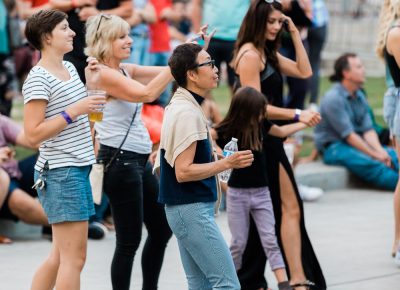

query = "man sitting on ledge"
[[314, 52, 398, 190]]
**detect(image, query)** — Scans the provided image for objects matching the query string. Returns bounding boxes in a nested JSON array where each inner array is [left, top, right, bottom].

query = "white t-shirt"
[[23, 61, 95, 171]]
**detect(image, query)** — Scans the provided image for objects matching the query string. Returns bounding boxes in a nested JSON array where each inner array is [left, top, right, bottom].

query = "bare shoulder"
[[387, 27, 400, 53], [235, 43, 263, 72]]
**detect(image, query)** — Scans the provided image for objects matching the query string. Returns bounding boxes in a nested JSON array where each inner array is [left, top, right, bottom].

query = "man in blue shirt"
[[315, 53, 398, 190]]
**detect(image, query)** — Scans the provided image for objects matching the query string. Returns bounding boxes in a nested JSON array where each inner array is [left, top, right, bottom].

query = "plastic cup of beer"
[[88, 90, 106, 122]]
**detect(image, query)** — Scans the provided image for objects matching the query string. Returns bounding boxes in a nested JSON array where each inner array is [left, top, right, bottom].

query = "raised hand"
[[187, 24, 216, 51]]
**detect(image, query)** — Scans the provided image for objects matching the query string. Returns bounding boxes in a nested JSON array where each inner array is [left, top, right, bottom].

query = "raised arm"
[[277, 16, 312, 79], [236, 47, 319, 125], [85, 59, 173, 103]]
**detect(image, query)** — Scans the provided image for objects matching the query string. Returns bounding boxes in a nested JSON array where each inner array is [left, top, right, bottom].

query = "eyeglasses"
[[265, 0, 282, 3], [95, 14, 112, 40], [195, 59, 215, 69]]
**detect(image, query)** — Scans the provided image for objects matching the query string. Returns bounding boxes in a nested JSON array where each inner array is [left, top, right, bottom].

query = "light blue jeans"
[[165, 202, 240, 290], [323, 141, 399, 190]]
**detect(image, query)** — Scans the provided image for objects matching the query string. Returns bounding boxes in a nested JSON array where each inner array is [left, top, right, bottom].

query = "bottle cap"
[[232, 137, 238, 142]]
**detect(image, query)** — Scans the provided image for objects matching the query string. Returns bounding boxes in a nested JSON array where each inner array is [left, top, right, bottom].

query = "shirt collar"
[[187, 89, 205, 105], [333, 83, 363, 100]]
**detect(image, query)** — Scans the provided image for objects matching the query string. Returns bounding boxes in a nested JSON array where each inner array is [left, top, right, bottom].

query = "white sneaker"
[[395, 248, 400, 267], [298, 184, 324, 202]]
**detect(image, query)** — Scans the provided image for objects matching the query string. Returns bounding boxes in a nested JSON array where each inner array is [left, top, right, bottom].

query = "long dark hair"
[[216, 87, 267, 151], [232, 0, 283, 71]]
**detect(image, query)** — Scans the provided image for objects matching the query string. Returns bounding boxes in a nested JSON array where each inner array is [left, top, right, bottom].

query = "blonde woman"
[[376, 0, 400, 265], [84, 14, 212, 289]]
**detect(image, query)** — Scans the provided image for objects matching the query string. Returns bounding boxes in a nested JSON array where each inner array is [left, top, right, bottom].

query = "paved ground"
[[1, 188, 400, 290]]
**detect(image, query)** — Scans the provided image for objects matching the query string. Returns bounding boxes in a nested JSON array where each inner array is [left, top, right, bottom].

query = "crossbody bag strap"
[[104, 105, 138, 172]]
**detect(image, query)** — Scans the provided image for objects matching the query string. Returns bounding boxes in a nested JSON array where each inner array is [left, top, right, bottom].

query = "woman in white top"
[[23, 10, 105, 290]]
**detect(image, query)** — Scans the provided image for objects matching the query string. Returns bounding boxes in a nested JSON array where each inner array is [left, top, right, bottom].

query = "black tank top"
[[384, 25, 400, 87], [385, 48, 400, 87], [234, 50, 283, 107]]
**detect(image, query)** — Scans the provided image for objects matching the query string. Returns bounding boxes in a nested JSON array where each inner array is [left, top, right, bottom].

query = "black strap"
[[104, 105, 138, 172]]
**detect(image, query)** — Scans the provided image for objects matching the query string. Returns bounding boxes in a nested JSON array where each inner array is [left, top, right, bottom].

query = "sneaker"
[[308, 102, 319, 112], [395, 248, 400, 267], [88, 222, 108, 240], [298, 184, 324, 202]]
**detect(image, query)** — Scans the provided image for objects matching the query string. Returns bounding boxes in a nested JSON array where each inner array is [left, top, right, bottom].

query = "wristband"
[[61, 111, 73, 124], [294, 108, 301, 122]]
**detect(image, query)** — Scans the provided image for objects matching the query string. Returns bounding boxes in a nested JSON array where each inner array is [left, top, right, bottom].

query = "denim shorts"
[[383, 86, 400, 137], [34, 165, 95, 224]]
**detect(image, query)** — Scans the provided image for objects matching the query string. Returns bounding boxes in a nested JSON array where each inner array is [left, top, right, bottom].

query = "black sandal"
[[290, 280, 316, 290]]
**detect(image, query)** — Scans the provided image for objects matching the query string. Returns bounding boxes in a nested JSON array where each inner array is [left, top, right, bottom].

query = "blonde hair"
[[85, 14, 130, 63], [376, 0, 400, 59]]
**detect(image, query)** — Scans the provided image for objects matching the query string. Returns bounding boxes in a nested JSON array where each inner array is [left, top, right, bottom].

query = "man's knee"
[[7, 189, 40, 219]]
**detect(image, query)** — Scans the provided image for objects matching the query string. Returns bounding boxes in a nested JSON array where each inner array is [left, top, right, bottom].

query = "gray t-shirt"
[[314, 83, 373, 151]]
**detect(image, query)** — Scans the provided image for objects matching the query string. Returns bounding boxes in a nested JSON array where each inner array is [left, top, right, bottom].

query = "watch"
[[294, 108, 301, 122]]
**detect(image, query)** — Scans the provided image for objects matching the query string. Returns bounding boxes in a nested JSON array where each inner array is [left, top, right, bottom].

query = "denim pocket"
[[165, 206, 188, 240]]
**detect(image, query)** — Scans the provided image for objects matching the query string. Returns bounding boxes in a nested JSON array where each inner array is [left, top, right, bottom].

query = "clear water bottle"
[[219, 137, 238, 183]]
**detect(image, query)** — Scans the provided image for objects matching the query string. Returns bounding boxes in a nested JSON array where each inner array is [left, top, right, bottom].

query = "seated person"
[[0, 114, 49, 243], [314, 53, 398, 190], [0, 166, 11, 243]]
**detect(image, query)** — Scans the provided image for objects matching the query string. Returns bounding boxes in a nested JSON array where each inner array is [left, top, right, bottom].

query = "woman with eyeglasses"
[[231, 1, 326, 290], [23, 10, 106, 290], [84, 14, 212, 290]]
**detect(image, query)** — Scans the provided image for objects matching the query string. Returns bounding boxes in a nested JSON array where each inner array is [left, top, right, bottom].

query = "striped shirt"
[[23, 61, 95, 171]]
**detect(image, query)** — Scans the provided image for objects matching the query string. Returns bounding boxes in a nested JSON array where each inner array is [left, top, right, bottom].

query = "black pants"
[[307, 25, 327, 104], [207, 38, 236, 88], [99, 145, 171, 290]]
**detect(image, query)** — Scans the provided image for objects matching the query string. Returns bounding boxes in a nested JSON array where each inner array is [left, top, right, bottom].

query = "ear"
[[342, 68, 351, 80], [186, 69, 197, 83], [43, 33, 52, 46]]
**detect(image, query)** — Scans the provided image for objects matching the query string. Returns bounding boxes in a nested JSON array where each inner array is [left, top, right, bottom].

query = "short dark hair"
[[329, 52, 358, 82], [25, 10, 68, 50], [168, 43, 203, 88]]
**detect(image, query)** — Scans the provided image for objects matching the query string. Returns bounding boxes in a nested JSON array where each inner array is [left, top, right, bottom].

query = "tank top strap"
[[234, 49, 266, 71]]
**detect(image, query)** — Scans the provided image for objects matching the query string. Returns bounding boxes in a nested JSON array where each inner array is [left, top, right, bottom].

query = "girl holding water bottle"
[[215, 86, 310, 290]]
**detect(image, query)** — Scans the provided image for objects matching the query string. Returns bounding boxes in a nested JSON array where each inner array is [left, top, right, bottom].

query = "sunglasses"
[[195, 59, 215, 69], [95, 14, 112, 40], [265, 0, 282, 3]]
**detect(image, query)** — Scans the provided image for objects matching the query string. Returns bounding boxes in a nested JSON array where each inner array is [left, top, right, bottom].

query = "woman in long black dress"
[[231, 1, 326, 289]]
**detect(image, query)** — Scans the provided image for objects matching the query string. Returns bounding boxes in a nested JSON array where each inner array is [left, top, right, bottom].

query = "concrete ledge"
[[295, 161, 356, 191], [0, 220, 41, 240]]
